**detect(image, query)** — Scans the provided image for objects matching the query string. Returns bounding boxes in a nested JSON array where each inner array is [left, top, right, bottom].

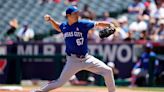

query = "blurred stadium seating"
[[0, 0, 132, 35]]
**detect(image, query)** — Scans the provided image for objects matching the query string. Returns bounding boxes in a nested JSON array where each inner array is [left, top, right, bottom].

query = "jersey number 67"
[[76, 38, 84, 46]]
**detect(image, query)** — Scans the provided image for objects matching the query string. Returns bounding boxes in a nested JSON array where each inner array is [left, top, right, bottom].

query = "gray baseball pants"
[[40, 54, 115, 92]]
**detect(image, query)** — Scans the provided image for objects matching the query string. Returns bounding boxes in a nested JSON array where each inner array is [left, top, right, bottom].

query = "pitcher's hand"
[[44, 14, 51, 22]]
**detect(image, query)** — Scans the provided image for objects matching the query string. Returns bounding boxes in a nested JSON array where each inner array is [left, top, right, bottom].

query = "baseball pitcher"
[[32, 6, 116, 92]]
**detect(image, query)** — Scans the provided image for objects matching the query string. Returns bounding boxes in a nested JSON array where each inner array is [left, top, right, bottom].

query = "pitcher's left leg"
[[84, 56, 115, 92]]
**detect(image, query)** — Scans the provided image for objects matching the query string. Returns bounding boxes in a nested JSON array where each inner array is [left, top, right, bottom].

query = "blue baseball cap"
[[66, 6, 79, 14]]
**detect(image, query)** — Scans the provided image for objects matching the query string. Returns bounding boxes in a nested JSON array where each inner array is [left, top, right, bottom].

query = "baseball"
[[44, 14, 51, 21]]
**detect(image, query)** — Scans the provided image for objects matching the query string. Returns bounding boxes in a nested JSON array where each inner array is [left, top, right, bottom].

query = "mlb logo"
[[0, 59, 7, 74], [76, 27, 79, 31]]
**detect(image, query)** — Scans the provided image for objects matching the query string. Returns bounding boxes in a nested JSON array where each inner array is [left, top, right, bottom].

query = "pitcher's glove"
[[99, 26, 116, 38]]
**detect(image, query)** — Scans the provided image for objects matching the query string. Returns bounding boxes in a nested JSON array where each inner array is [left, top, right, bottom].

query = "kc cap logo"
[[0, 59, 7, 74]]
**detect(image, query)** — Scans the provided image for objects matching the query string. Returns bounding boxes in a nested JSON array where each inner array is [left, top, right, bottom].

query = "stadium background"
[[0, 0, 164, 92]]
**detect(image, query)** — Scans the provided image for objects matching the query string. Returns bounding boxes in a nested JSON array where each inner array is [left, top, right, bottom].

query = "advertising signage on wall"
[[16, 43, 139, 63]]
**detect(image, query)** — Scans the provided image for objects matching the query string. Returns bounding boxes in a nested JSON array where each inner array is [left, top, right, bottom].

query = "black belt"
[[67, 53, 87, 58]]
